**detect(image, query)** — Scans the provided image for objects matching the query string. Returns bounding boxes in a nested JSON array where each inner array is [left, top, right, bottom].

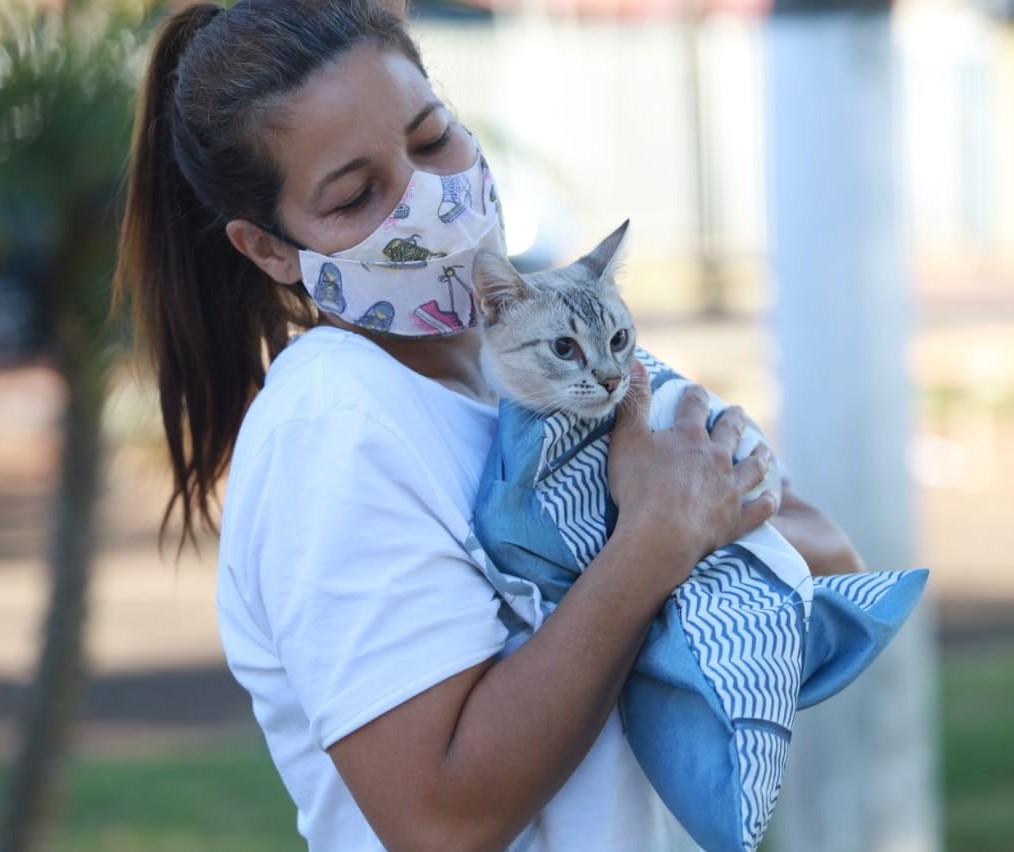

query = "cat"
[[472, 219, 780, 500], [467, 221, 927, 852], [472, 221, 636, 421]]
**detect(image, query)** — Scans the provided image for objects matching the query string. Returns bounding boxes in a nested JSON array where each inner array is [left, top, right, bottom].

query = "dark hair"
[[114, 0, 426, 552]]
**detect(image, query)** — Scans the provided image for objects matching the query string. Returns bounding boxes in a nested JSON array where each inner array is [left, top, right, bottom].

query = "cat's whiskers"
[[472, 218, 635, 422], [513, 387, 571, 421], [617, 384, 648, 425]]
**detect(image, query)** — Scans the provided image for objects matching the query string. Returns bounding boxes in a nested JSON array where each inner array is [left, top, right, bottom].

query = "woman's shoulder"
[[227, 328, 390, 464], [253, 326, 420, 425]]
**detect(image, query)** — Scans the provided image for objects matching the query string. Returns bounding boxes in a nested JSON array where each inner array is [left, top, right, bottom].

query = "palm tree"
[[0, 2, 155, 849]]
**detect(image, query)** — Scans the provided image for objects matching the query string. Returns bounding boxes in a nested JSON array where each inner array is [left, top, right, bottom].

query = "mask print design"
[[442, 264, 477, 329], [411, 264, 476, 334], [297, 136, 507, 337], [382, 235, 448, 266], [313, 262, 346, 313], [357, 301, 395, 332], [438, 174, 472, 223], [413, 300, 463, 334]]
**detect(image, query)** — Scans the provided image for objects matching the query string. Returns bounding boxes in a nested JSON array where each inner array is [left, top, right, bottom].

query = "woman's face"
[[270, 42, 477, 256]]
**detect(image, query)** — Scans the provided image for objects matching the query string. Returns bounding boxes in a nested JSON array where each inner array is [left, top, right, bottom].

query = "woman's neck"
[[378, 329, 495, 405], [319, 315, 496, 406]]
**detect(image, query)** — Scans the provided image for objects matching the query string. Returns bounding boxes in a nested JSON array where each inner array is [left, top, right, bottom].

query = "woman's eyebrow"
[[311, 157, 369, 207], [309, 103, 444, 207], [404, 101, 442, 135]]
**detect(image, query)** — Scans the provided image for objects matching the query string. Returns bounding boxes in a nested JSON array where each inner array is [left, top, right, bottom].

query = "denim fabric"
[[471, 348, 928, 852]]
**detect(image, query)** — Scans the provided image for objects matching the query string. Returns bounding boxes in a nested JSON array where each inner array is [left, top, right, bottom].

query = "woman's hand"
[[607, 359, 778, 593], [328, 362, 793, 852], [328, 361, 787, 852], [769, 486, 866, 575]]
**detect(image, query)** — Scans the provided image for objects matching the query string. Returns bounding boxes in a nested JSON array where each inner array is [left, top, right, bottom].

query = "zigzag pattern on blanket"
[[735, 726, 790, 849], [538, 413, 612, 569], [678, 549, 801, 849], [816, 570, 903, 609], [634, 347, 670, 377], [472, 337, 929, 852], [679, 549, 802, 729], [535, 347, 677, 574]]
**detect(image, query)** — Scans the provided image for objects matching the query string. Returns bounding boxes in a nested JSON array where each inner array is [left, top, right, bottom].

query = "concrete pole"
[[765, 10, 941, 852]]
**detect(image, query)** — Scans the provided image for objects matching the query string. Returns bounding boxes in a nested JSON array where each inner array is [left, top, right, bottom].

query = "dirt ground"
[[1, 321, 1012, 759]]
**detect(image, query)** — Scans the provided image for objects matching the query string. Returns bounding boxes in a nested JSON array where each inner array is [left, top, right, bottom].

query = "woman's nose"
[[389, 160, 417, 201]]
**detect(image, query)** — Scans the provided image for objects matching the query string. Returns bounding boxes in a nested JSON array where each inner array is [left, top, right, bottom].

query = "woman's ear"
[[225, 219, 301, 285]]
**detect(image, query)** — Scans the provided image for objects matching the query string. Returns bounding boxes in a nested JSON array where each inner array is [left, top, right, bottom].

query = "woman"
[[115, 1, 862, 849]]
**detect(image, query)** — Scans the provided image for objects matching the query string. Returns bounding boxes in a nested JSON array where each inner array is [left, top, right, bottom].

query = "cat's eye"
[[610, 329, 629, 352], [552, 337, 578, 360]]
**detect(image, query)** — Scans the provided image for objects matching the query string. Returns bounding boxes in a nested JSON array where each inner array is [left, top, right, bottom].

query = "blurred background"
[[0, 0, 1011, 849]]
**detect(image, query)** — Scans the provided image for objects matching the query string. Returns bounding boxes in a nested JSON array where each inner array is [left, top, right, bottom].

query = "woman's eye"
[[416, 127, 451, 155], [332, 187, 372, 215], [552, 337, 577, 360], [610, 329, 629, 351]]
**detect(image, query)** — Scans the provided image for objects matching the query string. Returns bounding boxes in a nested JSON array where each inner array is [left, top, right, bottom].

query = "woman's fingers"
[[614, 358, 651, 434], [709, 403, 747, 454], [733, 444, 777, 530], [735, 442, 773, 492], [609, 359, 649, 505], [671, 384, 711, 436], [611, 372, 778, 564], [741, 489, 778, 531]]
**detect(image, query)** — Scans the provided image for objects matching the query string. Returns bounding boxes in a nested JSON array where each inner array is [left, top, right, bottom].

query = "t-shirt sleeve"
[[240, 406, 508, 750]]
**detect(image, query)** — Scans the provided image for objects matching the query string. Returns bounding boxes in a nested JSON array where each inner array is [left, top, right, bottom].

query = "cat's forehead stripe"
[[503, 339, 544, 355], [561, 290, 603, 329]]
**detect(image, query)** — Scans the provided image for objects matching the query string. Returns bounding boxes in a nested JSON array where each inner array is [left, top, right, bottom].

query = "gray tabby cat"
[[471, 221, 637, 421], [469, 224, 928, 852], [471, 219, 781, 501]]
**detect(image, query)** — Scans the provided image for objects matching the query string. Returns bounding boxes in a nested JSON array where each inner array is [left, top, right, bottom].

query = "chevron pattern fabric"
[[677, 549, 802, 849], [736, 726, 791, 848], [471, 347, 929, 852], [679, 548, 802, 731], [536, 412, 613, 568], [818, 571, 903, 610]]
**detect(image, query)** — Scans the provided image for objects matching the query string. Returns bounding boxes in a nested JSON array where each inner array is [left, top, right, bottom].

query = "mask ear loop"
[[258, 220, 308, 252]]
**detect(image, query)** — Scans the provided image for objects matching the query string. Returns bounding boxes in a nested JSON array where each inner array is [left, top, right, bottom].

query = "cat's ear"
[[578, 219, 630, 284], [472, 249, 532, 324]]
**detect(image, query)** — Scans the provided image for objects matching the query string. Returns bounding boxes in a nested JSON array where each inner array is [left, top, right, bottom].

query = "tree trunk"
[[1, 341, 105, 852]]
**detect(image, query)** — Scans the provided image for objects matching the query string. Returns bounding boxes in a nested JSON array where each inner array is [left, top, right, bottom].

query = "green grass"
[[0, 735, 301, 852], [2, 645, 1013, 850], [941, 644, 1014, 852]]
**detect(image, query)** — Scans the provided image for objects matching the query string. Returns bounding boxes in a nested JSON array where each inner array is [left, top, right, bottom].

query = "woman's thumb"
[[615, 357, 651, 432]]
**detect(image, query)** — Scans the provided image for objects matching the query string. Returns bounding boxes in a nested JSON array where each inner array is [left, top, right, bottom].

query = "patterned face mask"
[[297, 144, 506, 337]]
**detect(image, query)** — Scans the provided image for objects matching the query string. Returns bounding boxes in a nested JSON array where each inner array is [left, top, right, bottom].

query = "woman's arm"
[[769, 487, 866, 575], [328, 364, 776, 852]]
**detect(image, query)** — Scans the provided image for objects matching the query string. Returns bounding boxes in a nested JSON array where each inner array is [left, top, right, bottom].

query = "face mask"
[[297, 146, 506, 337]]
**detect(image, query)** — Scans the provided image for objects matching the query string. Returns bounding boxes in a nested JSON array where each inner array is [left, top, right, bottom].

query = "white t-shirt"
[[217, 326, 693, 851]]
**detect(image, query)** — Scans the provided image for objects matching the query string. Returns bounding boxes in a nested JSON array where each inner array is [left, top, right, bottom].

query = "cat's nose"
[[597, 375, 621, 394]]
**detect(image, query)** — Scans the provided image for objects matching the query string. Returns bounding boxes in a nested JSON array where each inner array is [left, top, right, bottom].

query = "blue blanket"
[[470, 348, 928, 852]]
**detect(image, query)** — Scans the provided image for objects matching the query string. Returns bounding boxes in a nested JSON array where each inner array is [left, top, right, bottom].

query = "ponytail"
[[115, 0, 424, 552], [114, 3, 317, 553]]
